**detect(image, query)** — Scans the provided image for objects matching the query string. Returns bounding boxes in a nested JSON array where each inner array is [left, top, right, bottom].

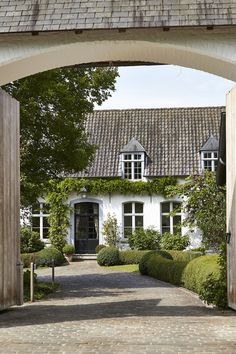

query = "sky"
[[96, 65, 235, 110]]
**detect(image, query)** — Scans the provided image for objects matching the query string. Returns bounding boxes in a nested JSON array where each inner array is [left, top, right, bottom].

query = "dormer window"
[[202, 151, 218, 171], [200, 135, 219, 172], [123, 153, 144, 180], [120, 138, 146, 181]]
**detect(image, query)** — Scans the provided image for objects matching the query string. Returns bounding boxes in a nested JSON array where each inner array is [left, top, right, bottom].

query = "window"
[[122, 153, 144, 180], [161, 202, 182, 234], [201, 151, 218, 172], [32, 201, 50, 240], [123, 202, 143, 238]]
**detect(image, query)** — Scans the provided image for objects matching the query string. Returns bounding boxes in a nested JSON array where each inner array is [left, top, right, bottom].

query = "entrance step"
[[73, 254, 97, 261]]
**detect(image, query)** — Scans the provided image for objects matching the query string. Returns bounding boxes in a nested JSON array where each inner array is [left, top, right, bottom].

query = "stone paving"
[[0, 261, 236, 354]]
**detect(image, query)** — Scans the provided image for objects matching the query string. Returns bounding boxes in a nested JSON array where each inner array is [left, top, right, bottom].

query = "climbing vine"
[[46, 177, 177, 251]]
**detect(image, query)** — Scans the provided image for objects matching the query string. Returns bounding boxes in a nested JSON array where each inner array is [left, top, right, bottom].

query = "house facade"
[[31, 107, 223, 254]]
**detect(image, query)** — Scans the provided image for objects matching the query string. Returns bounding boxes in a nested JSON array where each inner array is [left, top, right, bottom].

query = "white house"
[[31, 107, 223, 254]]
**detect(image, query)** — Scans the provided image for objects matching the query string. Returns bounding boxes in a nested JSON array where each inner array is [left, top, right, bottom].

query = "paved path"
[[0, 261, 236, 354]]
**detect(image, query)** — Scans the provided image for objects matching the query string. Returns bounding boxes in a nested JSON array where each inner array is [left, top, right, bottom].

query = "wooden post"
[[30, 262, 34, 302], [0, 89, 22, 310], [52, 258, 55, 288]]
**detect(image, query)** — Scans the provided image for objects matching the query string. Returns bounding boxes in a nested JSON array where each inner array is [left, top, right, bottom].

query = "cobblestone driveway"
[[0, 261, 236, 353]]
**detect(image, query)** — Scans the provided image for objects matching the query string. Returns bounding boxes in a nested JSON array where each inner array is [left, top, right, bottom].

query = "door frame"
[[69, 197, 103, 252]]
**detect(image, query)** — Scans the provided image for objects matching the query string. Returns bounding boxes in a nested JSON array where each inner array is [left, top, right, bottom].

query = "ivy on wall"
[[46, 177, 177, 249]]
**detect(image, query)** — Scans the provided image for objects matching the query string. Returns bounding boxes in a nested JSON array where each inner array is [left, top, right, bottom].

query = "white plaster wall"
[[67, 191, 202, 248]]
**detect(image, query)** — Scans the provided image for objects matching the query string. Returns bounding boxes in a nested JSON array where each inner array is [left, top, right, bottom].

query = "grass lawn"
[[105, 264, 140, 273]]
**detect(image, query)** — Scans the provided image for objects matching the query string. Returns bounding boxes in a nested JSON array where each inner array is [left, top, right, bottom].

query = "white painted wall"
[[66, 191, 201, 249]]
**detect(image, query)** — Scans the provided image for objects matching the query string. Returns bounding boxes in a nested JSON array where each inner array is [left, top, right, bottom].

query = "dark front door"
[[74, 202, 99, 254]]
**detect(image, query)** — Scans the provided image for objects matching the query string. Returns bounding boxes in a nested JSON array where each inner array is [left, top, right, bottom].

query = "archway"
[[1, 26, 236, 310]]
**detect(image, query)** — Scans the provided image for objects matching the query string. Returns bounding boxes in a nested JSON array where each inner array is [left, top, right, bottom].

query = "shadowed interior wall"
[[0, 89, 22, 310], [226, 85, 236, 310]]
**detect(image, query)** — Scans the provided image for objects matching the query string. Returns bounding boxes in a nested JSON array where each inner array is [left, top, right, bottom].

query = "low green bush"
[[21, 253, 37, 268], [182, 253, 227, 309], [145, 253, 188, 285], [62, 244, 75, 255], [23, 270, 58, 301], [182, 254, 219, 293], [160, 232, 190, 251], [119, 250, 150, 265], [20, 226, 44, 253], [95, 244, 107, 253], [139, 250, 173, 275], [35, 246, 65, 267], [128, 227, 161, 250], [167, 250, 202, 262], [97, 246, 120, 266]]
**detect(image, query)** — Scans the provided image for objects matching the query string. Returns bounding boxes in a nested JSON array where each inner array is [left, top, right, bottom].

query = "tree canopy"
[[3, 66, 118, 206], [168, 171, 226, 250]]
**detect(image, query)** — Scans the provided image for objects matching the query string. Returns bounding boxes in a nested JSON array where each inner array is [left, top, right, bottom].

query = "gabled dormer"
[[200, 135, 219, 172], [120, 138, 146, 180]]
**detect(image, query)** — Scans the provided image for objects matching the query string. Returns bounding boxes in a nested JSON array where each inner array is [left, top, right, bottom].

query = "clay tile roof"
[[70, 107, 224, 178]]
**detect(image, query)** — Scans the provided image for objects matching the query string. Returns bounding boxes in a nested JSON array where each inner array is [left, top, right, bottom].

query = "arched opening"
[[1, 26, 236, 311], [1, 28, 236, 84]]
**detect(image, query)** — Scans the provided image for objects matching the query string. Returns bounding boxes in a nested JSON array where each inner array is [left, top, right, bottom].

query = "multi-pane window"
[[161, 202, 182, 234], [32, 201, 50, 240], [201, 151, 218, 172], [123, 202, 143, 238], [122, 153, 144, 180]]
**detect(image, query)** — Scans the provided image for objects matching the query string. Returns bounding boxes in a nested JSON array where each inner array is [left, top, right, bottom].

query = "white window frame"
[[31, 202, 50, 241], [121, 152, 145, 180], [123, 202, 144, 238], [201, 151, 218, 172], [161, 201, 182, 235]]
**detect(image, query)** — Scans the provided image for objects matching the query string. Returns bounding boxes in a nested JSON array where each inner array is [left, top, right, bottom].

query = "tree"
[[3, 66, 118, 206], [168, 171, 226, 250]]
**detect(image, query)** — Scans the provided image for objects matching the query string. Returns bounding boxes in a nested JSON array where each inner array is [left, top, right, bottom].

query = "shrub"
[[182, 255, 219, 293], [167, 250, 202, 262], [119, 250, 150, 265], [145, 253, 188, 285], [35, 246, 65, 267], [21, 253, 37, 268], [102, 213, 119, 247], [128, 227, 162, 250], [95, 244, 107, 253], [62, 244, 75, 255], [139, 250, 173, 275], [23, 269, 58, 301], [160, 232, 190, 251], [182, 253, 227, 309], [20, 227, 44, 253], [97, 246, 120, 266]]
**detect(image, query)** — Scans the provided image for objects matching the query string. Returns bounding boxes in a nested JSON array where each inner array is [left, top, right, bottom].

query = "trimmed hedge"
[[97, 246, 120, 266], [145, 253, 188, 285], [139, 250, 173, 275], [167, 250, 202, 262], [182, 254, 219, 293], [139, 250, 227, 308], [119, 250, 150, 265], [35, 247, 66, 267]]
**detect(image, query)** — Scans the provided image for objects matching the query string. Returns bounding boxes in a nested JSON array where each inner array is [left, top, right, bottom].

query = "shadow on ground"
[[0, 298, 229, 329]]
